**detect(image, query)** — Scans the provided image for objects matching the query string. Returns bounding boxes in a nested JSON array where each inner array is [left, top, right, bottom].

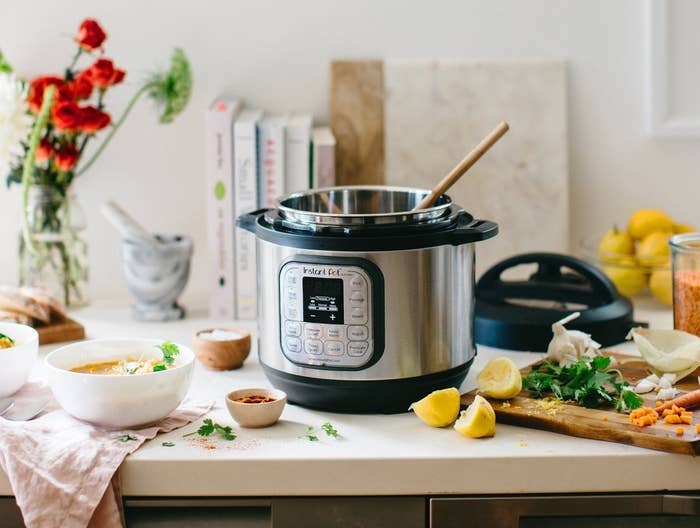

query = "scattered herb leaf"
[[522, 356, 644, 412], [162, 441, 175, 447], [300, 422, 340, 441], [115, 434, 137, 442], [321, 422, 339, 438], [152, 363, 167, 372], [183, 418, 236, 441], [157, 341, 180, 366], [0, 332, 15, 345]]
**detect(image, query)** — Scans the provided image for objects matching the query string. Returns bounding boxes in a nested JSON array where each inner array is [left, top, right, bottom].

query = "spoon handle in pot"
[[413, 121, 510, 211]]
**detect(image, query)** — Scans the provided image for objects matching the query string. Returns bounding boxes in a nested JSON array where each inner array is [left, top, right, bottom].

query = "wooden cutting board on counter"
[[36, 317, 85, 345], [461, 352, 700, 455]]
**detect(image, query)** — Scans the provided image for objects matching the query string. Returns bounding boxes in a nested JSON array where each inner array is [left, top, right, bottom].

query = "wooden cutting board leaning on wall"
[[330, 60, 569, 275]]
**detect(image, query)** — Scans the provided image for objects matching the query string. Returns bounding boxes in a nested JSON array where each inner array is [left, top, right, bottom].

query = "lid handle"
[[236, 208, 270, 234], [449, 212, 499, 245], [477, 252, 619, 306]]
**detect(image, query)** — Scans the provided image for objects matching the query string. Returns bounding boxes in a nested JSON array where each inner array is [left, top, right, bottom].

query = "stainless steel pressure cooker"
[[237, 186, 498, 413]]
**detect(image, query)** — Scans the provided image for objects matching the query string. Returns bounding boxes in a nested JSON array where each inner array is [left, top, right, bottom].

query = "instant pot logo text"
[[303, 266, 342, 277]]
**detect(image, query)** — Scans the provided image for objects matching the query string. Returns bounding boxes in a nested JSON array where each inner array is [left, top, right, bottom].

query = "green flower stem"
[[76, 82, 155, 176], [22, 85, 56, 255]]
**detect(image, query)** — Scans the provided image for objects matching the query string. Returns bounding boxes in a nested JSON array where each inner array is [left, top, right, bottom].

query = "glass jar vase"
[[18, 185, 89, 307], [671, 233, 700, 336]]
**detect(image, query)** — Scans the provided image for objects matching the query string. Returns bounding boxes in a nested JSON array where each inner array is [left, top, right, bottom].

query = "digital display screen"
[[303, 277, 344, 324]]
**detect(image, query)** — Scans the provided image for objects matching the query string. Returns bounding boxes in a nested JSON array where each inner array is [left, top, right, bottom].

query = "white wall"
[[1, 0, 698, 304]]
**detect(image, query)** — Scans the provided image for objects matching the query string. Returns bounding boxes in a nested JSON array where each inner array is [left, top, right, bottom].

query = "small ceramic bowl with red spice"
[[225, 388, 287, 428]]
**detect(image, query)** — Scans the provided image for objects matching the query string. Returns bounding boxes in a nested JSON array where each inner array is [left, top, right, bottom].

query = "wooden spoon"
[[413, 121, 510, 211]]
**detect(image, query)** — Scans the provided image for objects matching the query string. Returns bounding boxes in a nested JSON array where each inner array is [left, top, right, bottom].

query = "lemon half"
[[454, 395, 496, 438], [477, 357, 522, 399], [409, 387, 460, 427]]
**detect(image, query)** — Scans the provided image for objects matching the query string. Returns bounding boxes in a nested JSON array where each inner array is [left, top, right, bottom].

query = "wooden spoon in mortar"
[[412, 121, 510, 211]]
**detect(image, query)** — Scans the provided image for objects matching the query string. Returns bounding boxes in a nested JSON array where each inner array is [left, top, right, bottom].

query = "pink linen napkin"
[[0, 381, 213, 528]]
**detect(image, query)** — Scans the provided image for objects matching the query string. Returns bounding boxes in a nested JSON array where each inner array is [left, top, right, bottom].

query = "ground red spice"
[[674, 270, 700, 336]]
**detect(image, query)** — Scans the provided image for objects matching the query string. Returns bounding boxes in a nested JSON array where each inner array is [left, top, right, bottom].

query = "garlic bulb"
[[546, 312, 601, 365]]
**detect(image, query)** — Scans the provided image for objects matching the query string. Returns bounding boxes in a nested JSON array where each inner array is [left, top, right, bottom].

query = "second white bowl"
[[45, 338, 194, 429], [0, 323, 38, 398]]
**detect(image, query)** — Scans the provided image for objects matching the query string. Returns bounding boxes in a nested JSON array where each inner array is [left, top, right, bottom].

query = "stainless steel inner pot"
[[275, 186, 452, 228]]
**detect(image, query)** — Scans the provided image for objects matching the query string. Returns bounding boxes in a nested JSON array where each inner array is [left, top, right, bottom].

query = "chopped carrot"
[[601, 416, 608, 422], [681, 414, 693, 425], [655, 389, 700, 412], [662, 408, 675, 417], [664, 414, 682, 424], [676, 427, 685, 436], [630, 407, 660, 427], [696, 424, 700, 434]]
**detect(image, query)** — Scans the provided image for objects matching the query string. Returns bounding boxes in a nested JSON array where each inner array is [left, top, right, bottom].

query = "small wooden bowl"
[[192, 328, 251, 370], [226, 388, 287, 428]]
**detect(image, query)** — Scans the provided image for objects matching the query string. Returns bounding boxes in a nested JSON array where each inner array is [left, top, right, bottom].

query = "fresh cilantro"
[[153, 341, 180, 372], [522, 356, 643, 412], [183, 418, 236, 441], [157, 341, 180, 366], [162, 441, 175, 447], [0, 332, 15, 345], [301, 422, 340, 441], [115, 434, 137, 442], [321, 422, 339, 438]]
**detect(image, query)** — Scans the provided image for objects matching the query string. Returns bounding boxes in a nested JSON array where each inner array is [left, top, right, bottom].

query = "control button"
[[285, 306, 301, 321], [286, 288, 299, 303], [325, 341, 344, 356], [304, 324, 322, 339], [348, 341, 369, 356], [285, 268, 300, 286], [285, 321, 301, 337], [350, 307, 367, 322], [285, 337, 302, 353], [347, 325, 369, 341], [305, 339, 323, 355], [326, 326, 342, 339], [350, 275, 365, 288], [350, 291, 366, 303]]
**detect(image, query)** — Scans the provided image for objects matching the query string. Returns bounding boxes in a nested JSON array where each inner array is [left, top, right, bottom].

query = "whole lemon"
[[602, 258, 647, 297], [598, 226, 634, 262], [627, 209, 673, 241], [636, 231, 671, 268], [673, 222, 697, 234], [649, 269, 673, 305]]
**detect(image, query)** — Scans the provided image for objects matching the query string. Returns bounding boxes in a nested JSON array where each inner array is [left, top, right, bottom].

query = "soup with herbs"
[[70, 341, 180, 375]]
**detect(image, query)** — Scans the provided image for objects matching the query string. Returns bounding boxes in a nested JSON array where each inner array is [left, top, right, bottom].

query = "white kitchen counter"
[[2, 300, 699, 498]]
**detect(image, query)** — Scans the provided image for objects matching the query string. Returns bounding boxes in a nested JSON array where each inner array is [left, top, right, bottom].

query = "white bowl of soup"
[[45, 338, 194, 428], [0, 323, 39, 398]]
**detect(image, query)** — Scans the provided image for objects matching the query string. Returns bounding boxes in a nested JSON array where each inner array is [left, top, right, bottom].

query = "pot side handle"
[[236, 208, 271, 234], [450, 213, 499, 245]]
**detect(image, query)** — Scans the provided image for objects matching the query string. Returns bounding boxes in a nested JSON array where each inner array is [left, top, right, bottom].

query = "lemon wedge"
[[409, 387, 460, 427], [477, 357, 522, 399], [454, 395, 496, 438]]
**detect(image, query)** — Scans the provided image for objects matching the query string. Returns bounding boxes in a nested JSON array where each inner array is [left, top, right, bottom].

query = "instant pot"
[[237, 186, 498, 413]]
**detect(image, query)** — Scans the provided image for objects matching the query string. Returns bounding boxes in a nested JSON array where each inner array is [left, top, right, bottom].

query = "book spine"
[[285, 123, 311, 194], [316, 142, 335, 188], [233, 120, 259, 320], [258, 123, 285, 208], [205, 105, 237, 319]]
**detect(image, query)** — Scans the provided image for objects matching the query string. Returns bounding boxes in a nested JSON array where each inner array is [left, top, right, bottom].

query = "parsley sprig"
[[301, 422, 340, 441], [522, 356, 644, 412], [183, 418, 236, 441], [115, 434, 137, 442], [153, 341, 180, 372]]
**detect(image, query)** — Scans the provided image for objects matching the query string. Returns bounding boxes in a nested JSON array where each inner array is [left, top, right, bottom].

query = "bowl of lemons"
[[580, 208, 696, 306]]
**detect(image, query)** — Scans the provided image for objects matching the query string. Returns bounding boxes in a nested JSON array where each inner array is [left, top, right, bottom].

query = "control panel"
[[279, 260, 378, 369]]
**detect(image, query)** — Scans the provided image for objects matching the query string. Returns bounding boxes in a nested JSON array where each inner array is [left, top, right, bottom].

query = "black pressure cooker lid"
[[474, 252, 646, 351]]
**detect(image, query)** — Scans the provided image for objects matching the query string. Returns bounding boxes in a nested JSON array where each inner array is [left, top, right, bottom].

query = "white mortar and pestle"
[[102, 201, 193, 321]]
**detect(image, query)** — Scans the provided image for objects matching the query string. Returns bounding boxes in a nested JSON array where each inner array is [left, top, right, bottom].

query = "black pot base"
[[261, 361, 473, 414]]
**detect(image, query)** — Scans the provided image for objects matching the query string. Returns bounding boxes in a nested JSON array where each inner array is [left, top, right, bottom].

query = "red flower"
[[34, 139, 53, 163], [52, 101, 83, 131], [84, 58, 126, 89], [27, 76, 71, 113], [80, 106, 111, 133], [69, 71, 93, 100], [55, 144, 79, 171], [76, 19, 106, 51]]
